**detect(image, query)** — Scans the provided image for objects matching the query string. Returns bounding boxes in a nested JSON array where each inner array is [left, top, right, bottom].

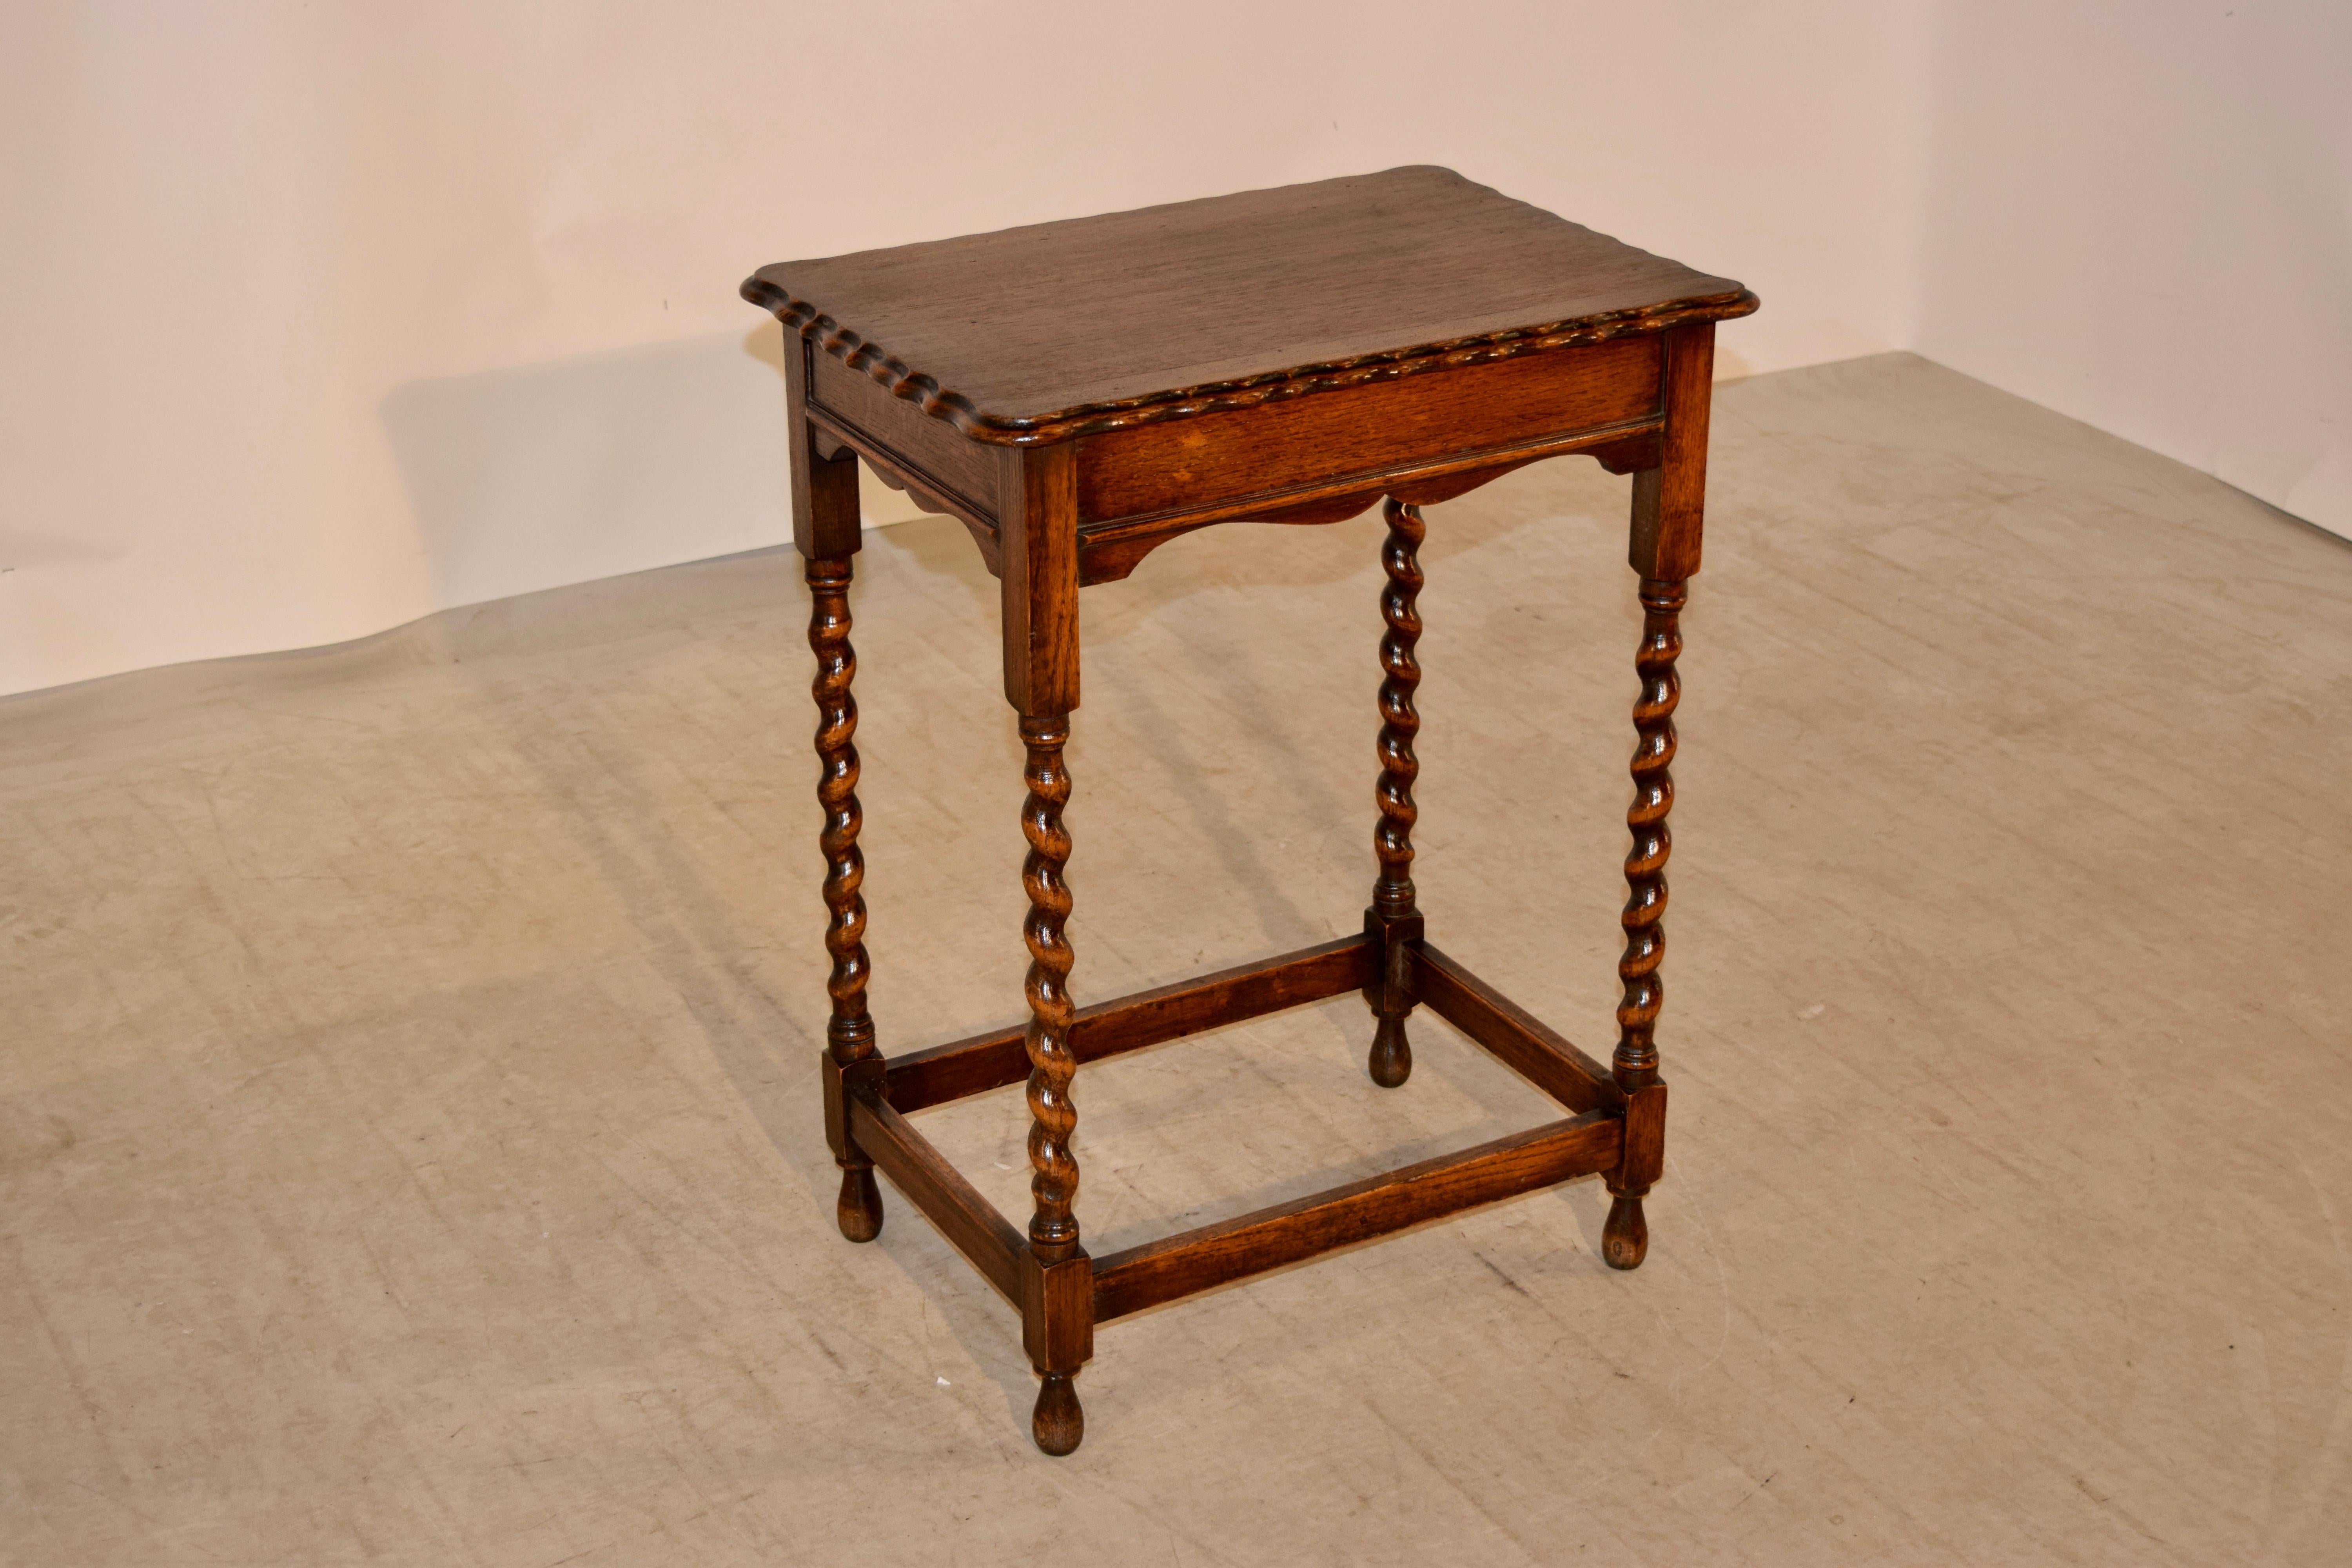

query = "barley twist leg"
[[1016, 715, 1084, 1452], [1366, 498, 1425, 1087], [1604, 576, 1684, 1269], [808, 557, 882, 1242]]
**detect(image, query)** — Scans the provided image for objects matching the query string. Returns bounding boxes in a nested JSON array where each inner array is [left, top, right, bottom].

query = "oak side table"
[[743, 166, 1756, 1455]]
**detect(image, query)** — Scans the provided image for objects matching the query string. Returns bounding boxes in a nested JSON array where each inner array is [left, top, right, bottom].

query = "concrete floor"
[[3, 354, 2348, 1565]]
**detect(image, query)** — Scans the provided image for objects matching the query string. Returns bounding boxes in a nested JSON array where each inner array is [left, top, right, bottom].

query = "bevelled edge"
[[739, 274, 1760, 448]]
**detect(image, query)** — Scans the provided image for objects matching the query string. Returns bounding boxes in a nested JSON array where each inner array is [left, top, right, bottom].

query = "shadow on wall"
[[381, 327, 795, 610]]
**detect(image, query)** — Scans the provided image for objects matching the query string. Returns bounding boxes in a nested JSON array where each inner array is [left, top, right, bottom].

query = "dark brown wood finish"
[[1014, 706, 1088, 1450], [752, 166, 1748, 1454], [850, 945, 1628, 1311], [1630, 323, 1716, 580], [805, 557, 884, 1242], [1370, 499, 1425, 924], [751, 168, 1753, 590], [1016, 715, 1081, 1263], [1365, 497, 1426, 1088], [1602, 574, 1687, 1267], [1067, 416, 1658, 584], [1001, 446, 1081, 716], [1073, 336, 1659, 524], [782, 334, 862, 559], [1023, 1249, 1093, 1454], [809, 346, 1009, 524], [1093, 1111, 1623, 1322], [849, 1088, 1023, 1301], [886, 936, 1374, 1113], [1605, 1082, 1669, 1270], [746, 167, 1750, 441], [1613, 579, 1684, 1095], [1413, 944, 1621, 1115]]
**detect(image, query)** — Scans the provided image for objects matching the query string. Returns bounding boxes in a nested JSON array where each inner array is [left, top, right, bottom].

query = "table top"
[[744, 166, 1754, 443]]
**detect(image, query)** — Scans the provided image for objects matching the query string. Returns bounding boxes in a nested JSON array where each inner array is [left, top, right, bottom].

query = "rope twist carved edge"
[[743, 279, 1757, 447]]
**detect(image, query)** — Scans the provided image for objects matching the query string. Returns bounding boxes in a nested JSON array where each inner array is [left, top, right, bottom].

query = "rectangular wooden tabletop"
[[744, 166, 1753, 443]]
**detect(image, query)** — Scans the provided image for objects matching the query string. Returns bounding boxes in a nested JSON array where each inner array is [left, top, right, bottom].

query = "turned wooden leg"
[[1365, 497, 1426, 1088], [1020, 716, 1080, 1259], [1002, 443, 1092, 1454], [1604, 576, 1682, 1269], [808, 557, 884, 1243], [1018, 715, 1090, 1453], [1033, 1372, 1082, 1452], [786, 331, 883, 1244]]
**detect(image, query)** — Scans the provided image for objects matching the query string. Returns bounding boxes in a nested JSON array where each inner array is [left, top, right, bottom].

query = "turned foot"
[[1032, 1372, 1084, 1455], [1368, 1014, 1413, 1088], [1602, 1193, 1648, 1270], [836, 1165, 883, 1242]]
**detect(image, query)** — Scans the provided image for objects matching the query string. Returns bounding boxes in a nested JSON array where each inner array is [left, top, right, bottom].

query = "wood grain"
[[1629, 321, 1715, 579], [1001, 445, 1080, 715], [744, 166, 1752, 446], [1616, 1081, 1668, 1194], [885, 936, 1375, 1112], [1603, 1082, 1668, 1271], [809, 347, 1009, 523], [805, 556, 883, 1241], [1017, 716, 1080, 1259], [1022, 1248, 1094, 1455], [1364, 497, 1428, 1087], [805, 557, 873, 1065], [1614, 579, 1685, 1094], [783, 335, 861, 559], [1601, 570, 1686, 1274], [1092, 1111, 1623, 1321], [761, 167, 1744, 1448], [1411, 944, 1621, 1114], [848, 1089, 1023, 1303], [1066, 418, 1659, 584], [804, 405, 1005, 573], [1074, 335, 1659, 524], [1022, 1251, 1094, 1378], [1371, 497, 1426, 923]]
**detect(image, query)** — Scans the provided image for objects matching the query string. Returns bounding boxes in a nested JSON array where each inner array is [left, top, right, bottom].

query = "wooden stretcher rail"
[[1090, 1109, 1622, 1322], [886, 935, 1376, 1112], [1413, 944, 1622, 1113], [849, 1088, 1025, 1304]]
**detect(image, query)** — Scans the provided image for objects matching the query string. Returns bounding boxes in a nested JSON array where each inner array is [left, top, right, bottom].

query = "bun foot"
[[1602, 1194, 1648, 1270], [836, 1165, 883, 1242], [1033, 1372, 1084, 1455], [1368, 1015, 1413, 1088]]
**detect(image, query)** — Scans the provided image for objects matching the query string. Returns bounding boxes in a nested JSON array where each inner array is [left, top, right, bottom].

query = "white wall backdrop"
[[1, 1, 2342, 698], [1912, 2, 2352, 541]]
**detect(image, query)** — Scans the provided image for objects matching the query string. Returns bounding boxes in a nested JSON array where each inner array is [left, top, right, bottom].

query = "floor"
[[3, 354, 2348, 1566]]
